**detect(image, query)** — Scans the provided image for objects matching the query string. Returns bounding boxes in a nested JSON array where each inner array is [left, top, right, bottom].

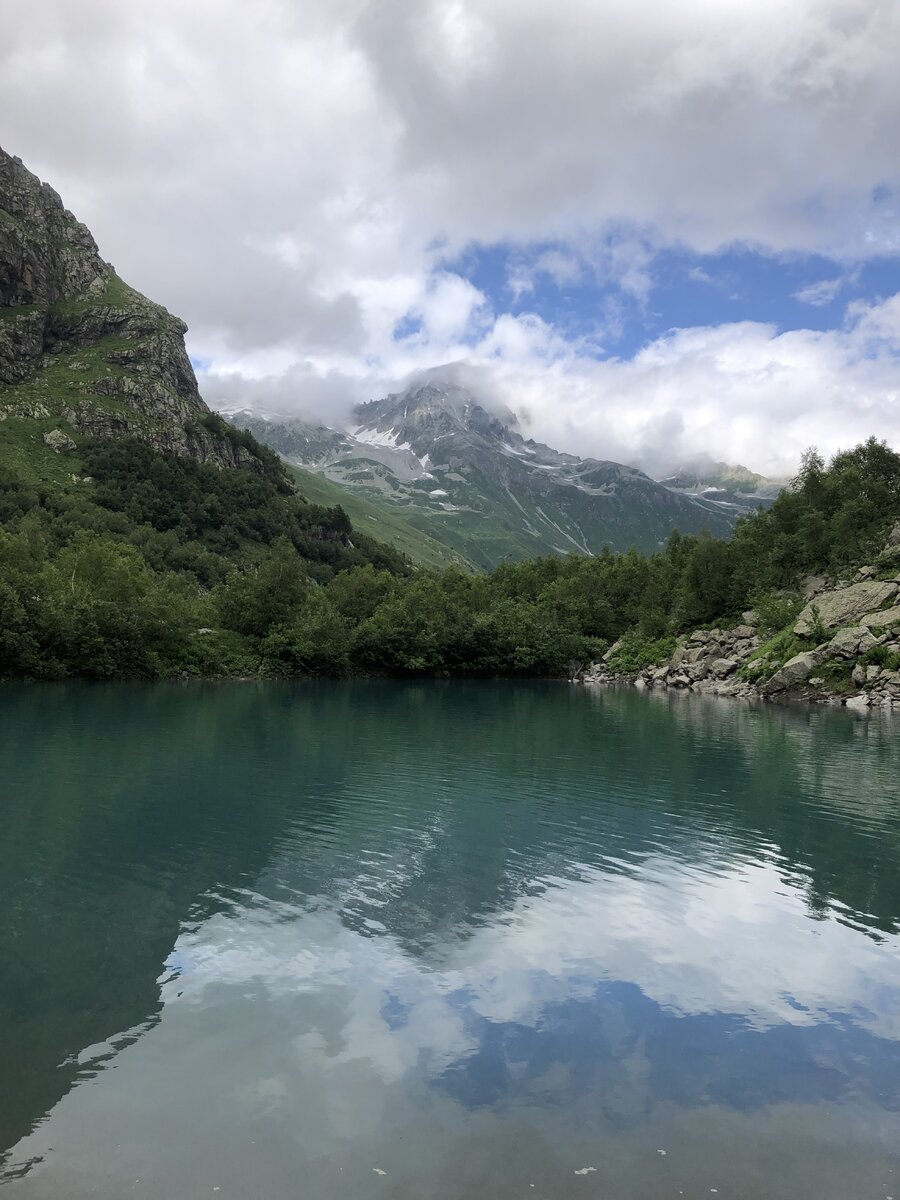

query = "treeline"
[[1, 436, 899, 681]]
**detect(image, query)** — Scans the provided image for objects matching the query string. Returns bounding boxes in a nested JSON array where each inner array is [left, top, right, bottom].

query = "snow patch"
[[352, 424, 403, 449]]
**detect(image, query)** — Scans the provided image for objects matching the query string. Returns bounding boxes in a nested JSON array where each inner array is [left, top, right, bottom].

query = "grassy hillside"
[[286, 464, 474, 570]]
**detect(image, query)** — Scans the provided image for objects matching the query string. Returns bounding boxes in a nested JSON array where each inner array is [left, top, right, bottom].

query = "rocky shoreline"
[[581, 528, 900, 712]]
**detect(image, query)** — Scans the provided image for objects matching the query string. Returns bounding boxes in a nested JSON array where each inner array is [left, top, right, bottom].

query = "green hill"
[[285, 464, 473, 570]]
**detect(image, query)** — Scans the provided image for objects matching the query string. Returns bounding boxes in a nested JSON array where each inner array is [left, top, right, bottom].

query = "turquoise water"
[[1, 681, 899, 1199]]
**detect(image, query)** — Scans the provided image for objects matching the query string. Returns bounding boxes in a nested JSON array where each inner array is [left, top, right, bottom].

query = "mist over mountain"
[[228, 379, 738, 569]]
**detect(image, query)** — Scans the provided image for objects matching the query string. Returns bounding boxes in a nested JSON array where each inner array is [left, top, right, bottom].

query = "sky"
[[2, 0, 900, 476]]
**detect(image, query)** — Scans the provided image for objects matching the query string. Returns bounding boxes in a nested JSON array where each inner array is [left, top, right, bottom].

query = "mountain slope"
[[230, 383, 737, 569], [0, 146, 264, 482], [284, 463, 473, 570], [661, 461, 783, 513]]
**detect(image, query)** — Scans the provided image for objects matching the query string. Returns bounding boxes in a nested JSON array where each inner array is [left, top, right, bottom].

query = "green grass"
[[0, 416, 85, 486], [738, 625, 807, 679], [48, 271, 151, 319], [286, 465, 475, 571], [860, 645, 900, 670], [816, 659, 855, 691], [0, 303, 38, 323], [605, 630, 676, 673], [1, 329, 165, 439]]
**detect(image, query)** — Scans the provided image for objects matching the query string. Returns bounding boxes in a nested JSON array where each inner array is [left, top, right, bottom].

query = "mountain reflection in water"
[[2, 681, 898, 1199]]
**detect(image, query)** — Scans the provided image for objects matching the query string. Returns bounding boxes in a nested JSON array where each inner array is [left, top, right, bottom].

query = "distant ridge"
[[228, 380, 737, 568]]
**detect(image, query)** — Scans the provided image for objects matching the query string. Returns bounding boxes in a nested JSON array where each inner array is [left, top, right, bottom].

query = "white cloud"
[[162, 852, 900, 1049], [200, 293, 900, 477], [794, 277, 843, 305], [3, 0, 900, 469]]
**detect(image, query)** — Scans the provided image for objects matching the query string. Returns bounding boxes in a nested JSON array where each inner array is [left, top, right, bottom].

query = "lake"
[[1, 681, 899, 1199]]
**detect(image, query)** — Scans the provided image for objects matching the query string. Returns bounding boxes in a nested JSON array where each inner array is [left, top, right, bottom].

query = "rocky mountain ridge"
[[229, 382, 738, 568], [0, 146, 260, 474], [661, 460, 783, 513]]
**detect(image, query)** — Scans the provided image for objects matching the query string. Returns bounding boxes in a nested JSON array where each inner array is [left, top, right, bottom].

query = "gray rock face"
[[859, 604, 900, 630], [710, 657, 739, 678], [1, 146, 262, 471], [827, 625, 878, 659], [731, 624, 757, 639], [43, 428, 75, 453], [794, 581, 899, 634], [602, 638, 623, 663], [760, 646, 829, 695], [800, 574, 828, 598], [878, 522, 900, 561]]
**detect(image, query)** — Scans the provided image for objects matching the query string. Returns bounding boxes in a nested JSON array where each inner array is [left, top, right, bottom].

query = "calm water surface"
[[1, 681, 899, 1199]]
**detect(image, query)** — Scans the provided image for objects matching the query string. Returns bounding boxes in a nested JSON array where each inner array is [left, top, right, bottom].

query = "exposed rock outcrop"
[[793, 580, 898, 635], [0, 146, 261, 471], [760, 647, 829, 695], [826, 625, 878, 658], [581, 556, 900, 712], [43, 428, 76, 453], [861, 604, 900, 630]]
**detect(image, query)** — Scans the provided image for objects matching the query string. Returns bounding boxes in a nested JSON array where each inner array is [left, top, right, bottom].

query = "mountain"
[[0, 146, 264, 481], [660, 460, 783, 513], [228, 382, 737, 569], [283, 462, 474, 571]]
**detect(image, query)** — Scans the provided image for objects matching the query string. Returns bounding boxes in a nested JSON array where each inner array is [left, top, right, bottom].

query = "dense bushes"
[[1, 435, 898, 681]]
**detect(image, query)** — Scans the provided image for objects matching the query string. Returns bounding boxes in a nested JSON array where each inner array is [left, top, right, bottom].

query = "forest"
[[1, 434, 899, 681]]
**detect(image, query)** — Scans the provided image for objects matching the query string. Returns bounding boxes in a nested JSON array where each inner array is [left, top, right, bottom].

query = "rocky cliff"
[[0, 146, 258, 470]]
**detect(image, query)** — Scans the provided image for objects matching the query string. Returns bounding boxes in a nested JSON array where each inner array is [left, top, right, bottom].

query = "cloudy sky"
[[3, 0, 900, 474]]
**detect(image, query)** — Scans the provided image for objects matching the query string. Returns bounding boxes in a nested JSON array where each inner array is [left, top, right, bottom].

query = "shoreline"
[[578, 666, 898, 712]]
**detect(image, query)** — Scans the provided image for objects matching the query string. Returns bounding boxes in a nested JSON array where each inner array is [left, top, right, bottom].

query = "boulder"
[[682, 646, 708, 664], [43, 428, 76, 453], [859, 604, 900, 630], [794, 581, 899, 635], [731, 624, 757, 640], [710, 657, 739, 678], [826, 625, 878, 659], [760, 646, 829, 695], [878, 522, 900, 560], [845, 694, 871, 710], [601, 638, 623, 663], [866, 665, 882, 683], [801, 574, 828, 598]]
